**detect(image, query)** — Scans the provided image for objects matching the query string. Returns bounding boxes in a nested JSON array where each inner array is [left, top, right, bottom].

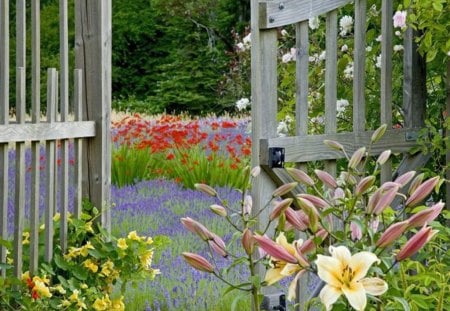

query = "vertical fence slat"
[[353, 0, 367, 133], [295, 21, 309, 137], [0, 0, 9, 277], [60, 0, 70, 253], [74, 69, 83, 219], [30, 0, 41, 275], [380, 0, 393, 183], [324, 10, 338, 177], [45, 69, 57, 262], [13, 68, 26, 277]]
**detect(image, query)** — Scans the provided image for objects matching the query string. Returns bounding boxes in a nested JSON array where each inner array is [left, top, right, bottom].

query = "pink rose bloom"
[[393, 11, 407, 28]]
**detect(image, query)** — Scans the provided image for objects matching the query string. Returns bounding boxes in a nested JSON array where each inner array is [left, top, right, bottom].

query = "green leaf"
[[72, 266, 88, 281], [54, 254, 70, 270], [230, 293, 247, 311], [392, 296, 411, 311]]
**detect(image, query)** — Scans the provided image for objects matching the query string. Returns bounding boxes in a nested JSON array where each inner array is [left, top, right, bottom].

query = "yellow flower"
[[52, 284, 66, 294], [53, 213, 61, 222], [127, 230, 141, 241], [60, 299, 71, 307], [80, 241, 95, 257], [69, 289, 79, 302], [83, 259, 99, 273], [84, 222, 94, 233], [65, 247, 81, 260], [80, 283, 88, 289], [100, 260, 114, 277], [315, 246, 388, 311], [117, 238, 128, 250], [140, 250, 154, 269], [33, 280, 52, 298], [111, 296, 125, 311], [21, 271, 30, 282], [93, 295, 111, 311], [22, 231, 30, 245], [146, 237, 153, 245]]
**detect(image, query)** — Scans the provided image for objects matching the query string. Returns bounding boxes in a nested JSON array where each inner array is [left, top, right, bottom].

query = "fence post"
[[75, 0, 112, 230]]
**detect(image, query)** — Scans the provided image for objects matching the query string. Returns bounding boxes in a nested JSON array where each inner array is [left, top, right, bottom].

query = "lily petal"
[[330, 245, 352, 265], [360, 277, 388, 296], [319, 285, 342, 311], [288, 270, 306, 302], [342, 282, 367, 311], [280, 263, 301, 277], [264, 267, 285, 285], [350, 251, 380, 282], [315, 255, 342, 288]]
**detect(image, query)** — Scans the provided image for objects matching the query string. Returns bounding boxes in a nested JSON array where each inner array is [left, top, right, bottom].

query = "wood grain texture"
[[353, 0, 366, 133], [0, 0, 9, 277], [259, 0, 352, 29], [74, 69, 83, 219], [295, 21, 309, 137], [261, 129, 419, 164], [75, 0, 112, 229], [0, 122, 95, 143]]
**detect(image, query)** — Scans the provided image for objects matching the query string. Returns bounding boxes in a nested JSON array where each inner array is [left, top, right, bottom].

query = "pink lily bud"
[[348, 147, 366, 169], [376, 220, 409, 248], [408, 173, 425, 195], [314, 169, 337, 188], [210, 204, 227, 217], [272, 182, 298, 197], [370, 217, 380, 233], [242, 228, 255, 256], [286, 168, 315, 186], [371, 124, 387, 143], [251, 166, 261, 177], [194, 183, 217, 197], [182, 252, 214, 273], [181, 217, 213, 241], [394, 171, 416, 188], [405, 176, 440, 207], [297, 194, 329, 209], [350, 222, 362, 241], [333, 187, 345, 201], [339, 171, 357, 185], [299, 229, 328, 254], [376, 150, 391, 165], [396, 226, 439, 261], [355, 176, 376, 197], [285, 208, 309, 231], [270, 198, 294, 221], [253, 235, 298, 264], [366, 189, 382, 214], [407, 201, 445, 228], [209, 234, 227, 258], [373, 186, 399, 215], [323, 140, 344, 151], [243, 195, 252, 215], [381, 181, 401, 191], [297, 198, 319, 215]]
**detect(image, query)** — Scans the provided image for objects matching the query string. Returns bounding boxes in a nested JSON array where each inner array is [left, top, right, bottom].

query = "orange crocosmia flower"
[[230, 163, 239, 170], [166, 153, 175, 160], [221, 121, 236, 128], [31, 290, 40, 300]]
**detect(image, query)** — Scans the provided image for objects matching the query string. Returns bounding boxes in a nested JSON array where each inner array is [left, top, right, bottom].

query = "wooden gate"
[[0, 0, 111, 278], [250, 0, 428, 308]]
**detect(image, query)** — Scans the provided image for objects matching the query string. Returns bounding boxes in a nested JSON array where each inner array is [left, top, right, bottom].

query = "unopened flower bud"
[[253, 235, 298, 264], [407, 201, 444, 228], [376, 150, 391, 165], [396, 226, 438, 261], [406, 176, 440, 207], [242, 228, 255, 255], [297, 194, 329, 209], [243, 195, 252, 215], [181, 217, 213, 241], [194, 183, 217, 197], [285, 208, 309, 231], [350, 222, 362, 241], [286, 168, 315, 186], [373, 186, 399, 215], [182, 252, 214, 273], [210, 204, 227, 217], [376, 220, 409, 248], [371, 124, 387, 143], [355, 176, 376, 196], [348, 147, 366, 169], [314, 169, 337, 188], [394, 171, 416, 187], [323, 140, 344, 151], [408, 173, 425, 195], [272, 182, 298, 197], [270, 198, 294, 220], [209, 234, 227, 258]]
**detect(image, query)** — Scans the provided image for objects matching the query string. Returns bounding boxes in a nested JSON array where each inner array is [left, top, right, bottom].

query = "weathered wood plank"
[[59, 0, 70, 253], [295, 21, 309, 137], [45, 69, 57, 262], [13, 67, 26, 277], [260, 128, 420, 164], [0, 0, 9, 277], [353, 0, 366, 132], [30, 0, 41, 275], [259, 0, 352, 29], [75, 0, 112, 229], [380, 0, 393, 183], [16, 0, 26, 68], [0, 122, 96, 143], [74, 69, 83, 219]]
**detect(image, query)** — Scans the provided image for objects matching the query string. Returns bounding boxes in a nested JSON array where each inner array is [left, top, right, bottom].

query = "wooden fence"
[[250, 0, 431, 309], [0, 0, 111, 278]]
